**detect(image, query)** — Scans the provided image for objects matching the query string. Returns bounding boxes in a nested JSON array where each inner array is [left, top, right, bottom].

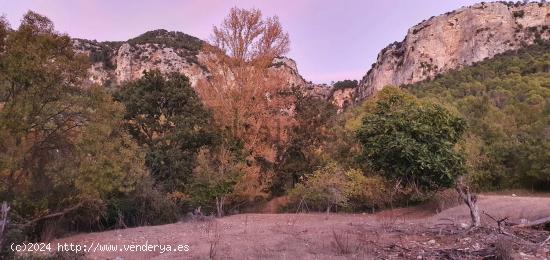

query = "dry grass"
[[205, 221, 221, 260], [50, 195, 550, 259], [431, 189, 461, 213], [330, 229, 354, 255], [494, 238, 514, 260]]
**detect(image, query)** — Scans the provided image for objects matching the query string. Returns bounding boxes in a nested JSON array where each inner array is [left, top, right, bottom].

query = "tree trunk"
[[456, 182, 481, 227], [215, 196, 225, 218], [0, 202, 10, 250], [325, 204, 331, 220]]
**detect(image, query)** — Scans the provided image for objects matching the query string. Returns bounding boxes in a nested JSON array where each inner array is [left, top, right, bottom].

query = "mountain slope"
[[357, 1, 550, 101], [406, 42, 550, 190], [73, 29, 331, 99]]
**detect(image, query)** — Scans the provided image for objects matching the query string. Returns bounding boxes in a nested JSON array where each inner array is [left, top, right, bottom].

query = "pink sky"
[[1, 0, 481, 83]]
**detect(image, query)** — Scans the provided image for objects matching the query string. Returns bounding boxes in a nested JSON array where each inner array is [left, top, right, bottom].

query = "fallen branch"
[[483, 211, 508, 234], [483, 212, 537, 246], [540, 235, 550, 246], [20, 202, 84, 228], [514, 216, 550, 229]]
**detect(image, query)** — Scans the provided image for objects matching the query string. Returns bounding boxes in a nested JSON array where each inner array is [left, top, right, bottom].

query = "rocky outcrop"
[[330, 87, 355, 112], [356, 2, 550, 100], [73, 30, 331, 100]]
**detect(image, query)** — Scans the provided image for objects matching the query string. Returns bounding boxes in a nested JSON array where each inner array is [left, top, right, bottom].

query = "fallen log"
[[514, 216, 550, 229]]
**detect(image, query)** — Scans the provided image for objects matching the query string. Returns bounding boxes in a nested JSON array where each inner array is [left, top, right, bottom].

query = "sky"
[[0, 0, 482, 84]]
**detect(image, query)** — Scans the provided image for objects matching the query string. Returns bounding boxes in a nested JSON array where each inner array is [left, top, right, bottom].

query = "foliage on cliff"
[[405, 41, 550, 190]]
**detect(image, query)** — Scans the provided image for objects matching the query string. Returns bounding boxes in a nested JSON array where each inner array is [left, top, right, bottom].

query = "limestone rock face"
[[330, 88, 355, 112], [356, 2, 550, 100], [113, 43, 209, 86], [73, 29, 330, 100]]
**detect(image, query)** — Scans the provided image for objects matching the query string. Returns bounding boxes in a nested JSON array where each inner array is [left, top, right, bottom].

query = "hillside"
[[404, 41, 550, 190], [355, 1, 550, 101]]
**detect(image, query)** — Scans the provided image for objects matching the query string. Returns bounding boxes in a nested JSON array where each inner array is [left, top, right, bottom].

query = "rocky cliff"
[[356, 1, 550, 100], [73, 29, 331, 99]]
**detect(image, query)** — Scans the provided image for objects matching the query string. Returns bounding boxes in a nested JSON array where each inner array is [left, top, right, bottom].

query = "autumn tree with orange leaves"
[[197, 8, 293, 205], [194, 7, 295, 210], [197, 7, 293, 159]]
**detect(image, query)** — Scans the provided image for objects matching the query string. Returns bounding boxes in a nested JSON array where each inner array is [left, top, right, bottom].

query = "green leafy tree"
[[274, 90, 337, 194], [186, 147, 242, 217], [357, 87, 467, 191], [356, 87, 484, 226], [115, 70, 218, 192]]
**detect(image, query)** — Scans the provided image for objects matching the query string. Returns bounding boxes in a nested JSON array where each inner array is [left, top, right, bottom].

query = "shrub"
[[512, 10, 525, 18], [288, 163, 392, 212], [103, 178, 180, 228], [288, 163, 348, 212], [344, 170, 392, 211]]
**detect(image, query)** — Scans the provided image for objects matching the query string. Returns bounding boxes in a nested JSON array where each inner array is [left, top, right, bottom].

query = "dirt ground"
[[46, 195, 550, 259]]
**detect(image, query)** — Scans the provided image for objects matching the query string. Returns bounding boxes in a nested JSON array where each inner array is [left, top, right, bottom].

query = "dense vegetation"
[[0, 12, 148, 252], [404, 42, 550, 191], [127, 29, 203, 54], [332, 79, 358, 90]]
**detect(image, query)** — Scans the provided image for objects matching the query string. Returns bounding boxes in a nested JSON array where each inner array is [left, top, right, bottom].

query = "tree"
[[196, 7, 293, 162], [357, 87, 466, 190], [195, 7, 294, 202], [186, 147, 241, 217], [357, 87, 480, 226], [115, 70, 218, 193], [0, 12, 146, 240], [0, 16, 8, 52], [274, 89, 337, 194]]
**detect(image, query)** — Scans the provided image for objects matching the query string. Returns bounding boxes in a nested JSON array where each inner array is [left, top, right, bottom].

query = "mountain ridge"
[[72, 29, 332, 101]]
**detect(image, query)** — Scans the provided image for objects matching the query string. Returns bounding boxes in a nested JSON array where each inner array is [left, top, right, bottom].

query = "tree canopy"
[[115, 70, 218, 192], [357, 87, 467, 191]]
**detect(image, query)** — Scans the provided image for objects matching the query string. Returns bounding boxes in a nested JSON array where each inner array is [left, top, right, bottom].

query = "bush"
[[288, 163, 348, 212], [103, 178, 180, 228], [288, 163, 392, 212], [344, 170, 392, 211], [512, 10, 525, 18]]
